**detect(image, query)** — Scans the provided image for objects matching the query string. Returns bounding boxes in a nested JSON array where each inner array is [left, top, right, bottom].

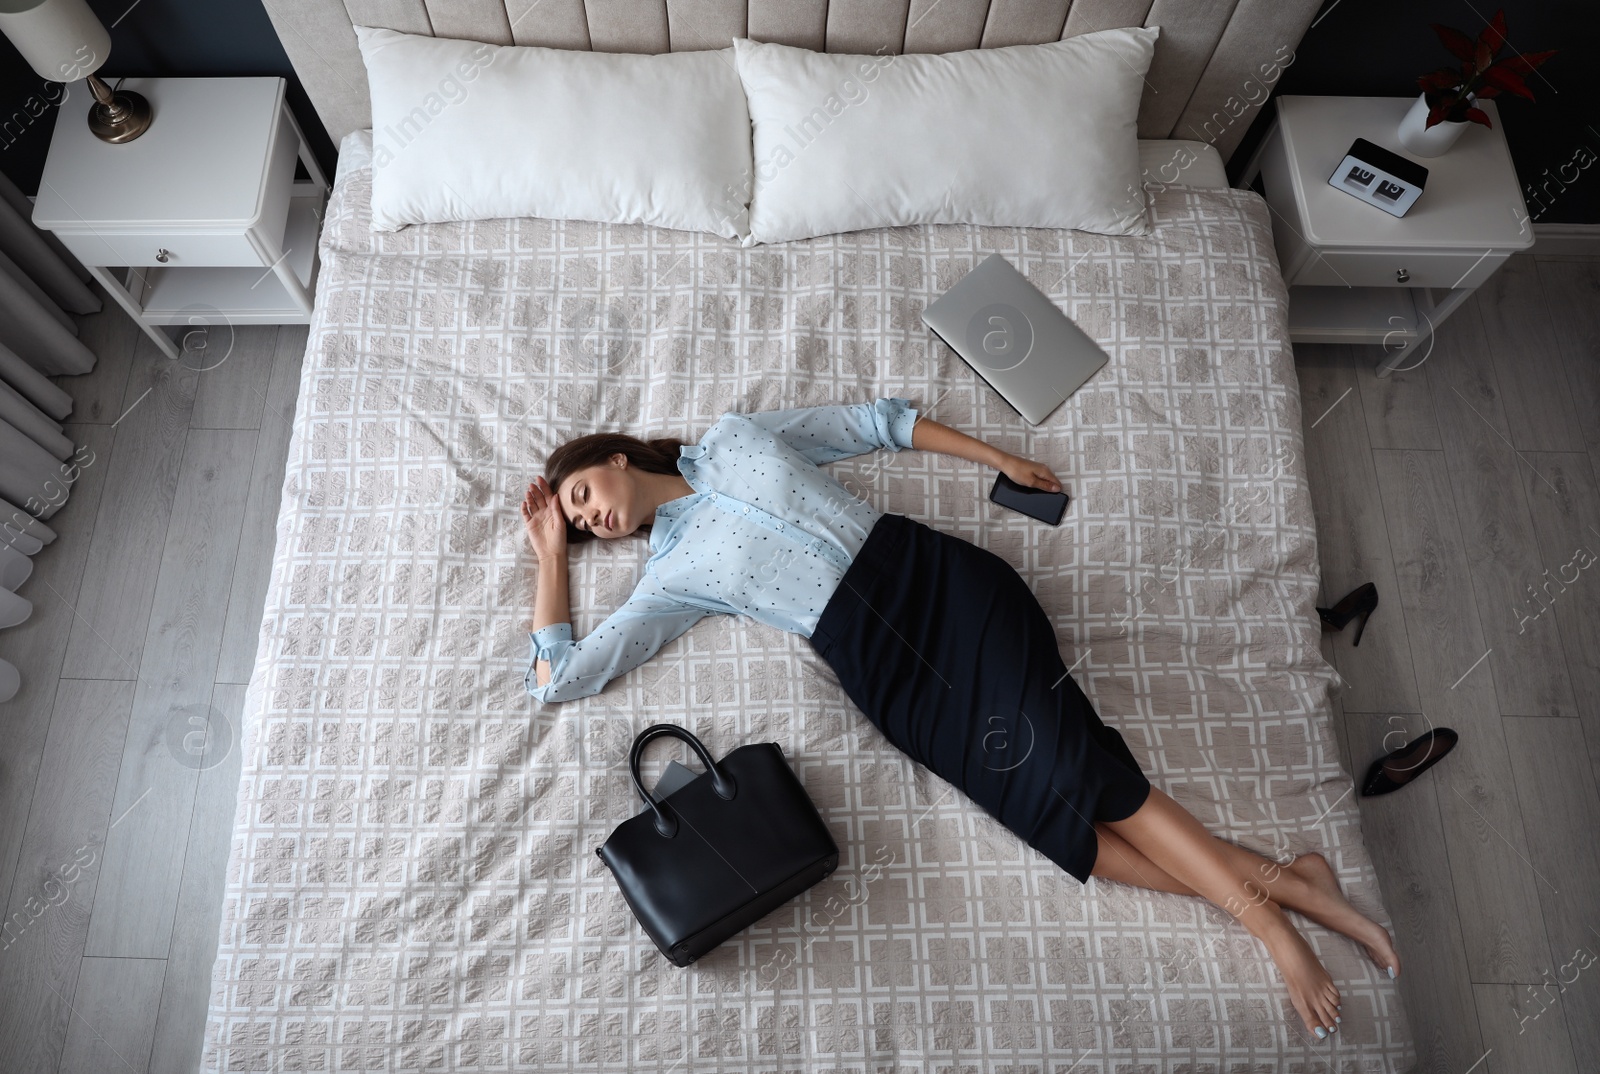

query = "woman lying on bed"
[[520, 397, 1398, 1039]]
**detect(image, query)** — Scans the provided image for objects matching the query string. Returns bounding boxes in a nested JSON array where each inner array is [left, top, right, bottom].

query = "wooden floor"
[[0, 315, 307, 1074], [1299, 252, 1600, 1074], [0, 253, 1596, 1073]]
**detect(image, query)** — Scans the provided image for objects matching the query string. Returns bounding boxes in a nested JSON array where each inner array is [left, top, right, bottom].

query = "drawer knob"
[[155, 248, 171, 263], [1395, 267, 1410, 283]]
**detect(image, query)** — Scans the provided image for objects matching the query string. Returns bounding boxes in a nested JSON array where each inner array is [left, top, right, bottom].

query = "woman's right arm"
[[521, 476, 712, 703], [526, 577, 711, 703], [531, 555, 569, 688], [523, 477, 570, 689]]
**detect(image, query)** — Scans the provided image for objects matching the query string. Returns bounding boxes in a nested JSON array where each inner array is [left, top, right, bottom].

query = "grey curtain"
[[0, 164, 98, 702], [0, 164, 94, 518]]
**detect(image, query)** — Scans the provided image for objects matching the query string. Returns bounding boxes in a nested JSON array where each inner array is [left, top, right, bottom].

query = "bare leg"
[[1090, 824, 1400, 977], [1089, 822, 1192, 893], [1103, 787, 1345, 1038]]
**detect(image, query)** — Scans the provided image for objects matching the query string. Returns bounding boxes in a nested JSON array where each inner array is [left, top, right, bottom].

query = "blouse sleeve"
[[741, 397, 920, 465], [525, 571, 711, 704]]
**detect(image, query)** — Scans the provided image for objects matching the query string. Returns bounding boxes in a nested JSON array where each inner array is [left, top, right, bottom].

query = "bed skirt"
[[808, 512, 1152, 882]]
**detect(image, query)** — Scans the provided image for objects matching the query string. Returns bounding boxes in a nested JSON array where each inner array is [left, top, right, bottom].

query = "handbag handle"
[[629, 723, 738, 839]]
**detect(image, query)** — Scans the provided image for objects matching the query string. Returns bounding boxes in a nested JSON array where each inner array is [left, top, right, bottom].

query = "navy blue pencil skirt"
[[808, 513, 1151, 883]]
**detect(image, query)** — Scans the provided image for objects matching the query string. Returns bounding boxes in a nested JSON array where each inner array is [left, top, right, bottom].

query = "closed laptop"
[[922, 254, 1109, 425]]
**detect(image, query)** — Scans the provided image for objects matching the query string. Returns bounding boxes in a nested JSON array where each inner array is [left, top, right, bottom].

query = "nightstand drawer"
[[1292, 249, 1508, 290], [50, 228, 264, 268]]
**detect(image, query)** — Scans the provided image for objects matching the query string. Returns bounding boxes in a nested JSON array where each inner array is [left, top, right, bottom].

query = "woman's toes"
[[1291, 998, 1320, 1037], [1311, 994, 1340, 1033]]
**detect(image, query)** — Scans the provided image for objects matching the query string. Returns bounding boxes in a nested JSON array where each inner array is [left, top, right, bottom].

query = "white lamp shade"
[[0, 0, 110, 81]]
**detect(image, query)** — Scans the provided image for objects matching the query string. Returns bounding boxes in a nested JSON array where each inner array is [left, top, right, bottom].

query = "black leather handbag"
[[596, 723, 839, 966]]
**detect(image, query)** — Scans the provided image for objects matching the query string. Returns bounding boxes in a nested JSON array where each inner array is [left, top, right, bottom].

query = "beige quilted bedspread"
[[202, 133, 1414, 1072]]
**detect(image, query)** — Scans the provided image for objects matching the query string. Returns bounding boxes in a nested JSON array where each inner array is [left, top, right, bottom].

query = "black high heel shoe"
[[1360, 727, 1459, 796], [1317, 582, 1378, 646]]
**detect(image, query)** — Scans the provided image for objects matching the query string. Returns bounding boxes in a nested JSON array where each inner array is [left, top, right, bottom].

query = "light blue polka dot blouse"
[[526, 398, 920, 703]]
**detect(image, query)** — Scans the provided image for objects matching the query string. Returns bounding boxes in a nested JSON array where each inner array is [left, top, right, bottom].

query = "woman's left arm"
[[910, 416, 1063, 493]]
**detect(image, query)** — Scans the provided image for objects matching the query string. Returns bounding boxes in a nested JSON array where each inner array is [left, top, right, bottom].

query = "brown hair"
[[544, 432, 687, 544]]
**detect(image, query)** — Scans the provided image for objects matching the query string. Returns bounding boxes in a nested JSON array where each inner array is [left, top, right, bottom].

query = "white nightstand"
[[32, 76, 328, 361], [1240, 95, 1534, 377]]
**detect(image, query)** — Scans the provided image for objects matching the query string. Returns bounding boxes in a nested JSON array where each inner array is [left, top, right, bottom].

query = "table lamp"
[[0, 0, 151, 142]]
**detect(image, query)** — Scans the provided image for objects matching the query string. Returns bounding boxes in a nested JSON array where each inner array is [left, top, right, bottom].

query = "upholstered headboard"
[[262, 0, 1320, 163]]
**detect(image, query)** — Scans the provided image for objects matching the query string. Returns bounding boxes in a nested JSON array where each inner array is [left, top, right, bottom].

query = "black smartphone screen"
[[990, 473, 1069, 525]]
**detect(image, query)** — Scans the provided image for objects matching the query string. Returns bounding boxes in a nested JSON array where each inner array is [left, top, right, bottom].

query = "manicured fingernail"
[[1387, 966, 1397, 979], [1314, 1027, 1327, 1039], [1335, 1016, 1342, 1024]]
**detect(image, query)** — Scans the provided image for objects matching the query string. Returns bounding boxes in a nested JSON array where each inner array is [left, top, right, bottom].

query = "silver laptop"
[[922, 254, 1109, 425]]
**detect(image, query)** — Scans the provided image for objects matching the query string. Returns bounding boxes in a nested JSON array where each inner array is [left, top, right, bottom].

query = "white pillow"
[[733, 28, 1158, 244], [355, 26, 752, 238]]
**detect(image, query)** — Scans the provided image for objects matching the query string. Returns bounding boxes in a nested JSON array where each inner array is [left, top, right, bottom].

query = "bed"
[[203, 2, 1416, 1070]]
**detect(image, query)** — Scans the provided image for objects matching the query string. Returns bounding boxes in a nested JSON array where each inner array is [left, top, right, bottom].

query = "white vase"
[[1396, 92, 1470, 157]]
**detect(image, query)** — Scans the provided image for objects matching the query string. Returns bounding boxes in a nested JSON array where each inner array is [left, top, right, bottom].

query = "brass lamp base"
[[86, 74, 152, 143]]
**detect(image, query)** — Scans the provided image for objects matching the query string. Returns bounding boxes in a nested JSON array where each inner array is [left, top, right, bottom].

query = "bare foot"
[[1259, 917, 1344, 1038], [1288, 852, 1402, 979]]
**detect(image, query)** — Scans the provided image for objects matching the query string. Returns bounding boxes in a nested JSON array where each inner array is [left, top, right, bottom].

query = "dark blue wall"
[[0, 0, 335, 192], [3, 0, 1594, 224]]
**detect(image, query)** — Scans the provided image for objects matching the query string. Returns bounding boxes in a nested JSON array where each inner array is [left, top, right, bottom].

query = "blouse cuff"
[[532, 623, 573, 662], [526, 625, 575, 701], [875, 397, 920, 451]]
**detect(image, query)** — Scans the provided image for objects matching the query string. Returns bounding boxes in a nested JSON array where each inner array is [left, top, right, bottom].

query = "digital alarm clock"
[[1328, 138, 1429, 217]]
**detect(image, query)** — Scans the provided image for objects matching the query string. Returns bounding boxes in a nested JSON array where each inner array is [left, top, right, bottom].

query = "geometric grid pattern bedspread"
[[203, 135, 1414, 1072]]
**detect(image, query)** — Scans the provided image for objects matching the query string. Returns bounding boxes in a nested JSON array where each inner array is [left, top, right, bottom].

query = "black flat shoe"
[[1318, 582, 1378, 646], [1360, 727, 1459, 797]]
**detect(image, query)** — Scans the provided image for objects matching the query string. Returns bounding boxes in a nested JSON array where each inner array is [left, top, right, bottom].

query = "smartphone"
[[990, 473, 1069, 525]]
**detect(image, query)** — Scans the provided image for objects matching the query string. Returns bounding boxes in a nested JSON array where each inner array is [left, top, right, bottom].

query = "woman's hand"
[[522, 477, 567, 562], [999, 453, 1063, 493]]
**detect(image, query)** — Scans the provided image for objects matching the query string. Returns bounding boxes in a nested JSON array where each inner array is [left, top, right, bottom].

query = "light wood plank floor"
[[1300, 253, 1600, 1074], [0, 314, 304, 1074], [0, 253, 1596, 1073]]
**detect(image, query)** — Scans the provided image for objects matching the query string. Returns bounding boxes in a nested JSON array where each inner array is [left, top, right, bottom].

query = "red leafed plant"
[[1417, 9, 1556, 128]]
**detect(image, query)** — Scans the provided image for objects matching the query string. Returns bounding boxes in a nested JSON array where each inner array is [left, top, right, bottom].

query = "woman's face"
[[557, 454, 640, 538]]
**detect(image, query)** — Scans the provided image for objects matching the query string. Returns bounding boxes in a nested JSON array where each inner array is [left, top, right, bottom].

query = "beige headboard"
[[262, 0, 1320, 163]]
